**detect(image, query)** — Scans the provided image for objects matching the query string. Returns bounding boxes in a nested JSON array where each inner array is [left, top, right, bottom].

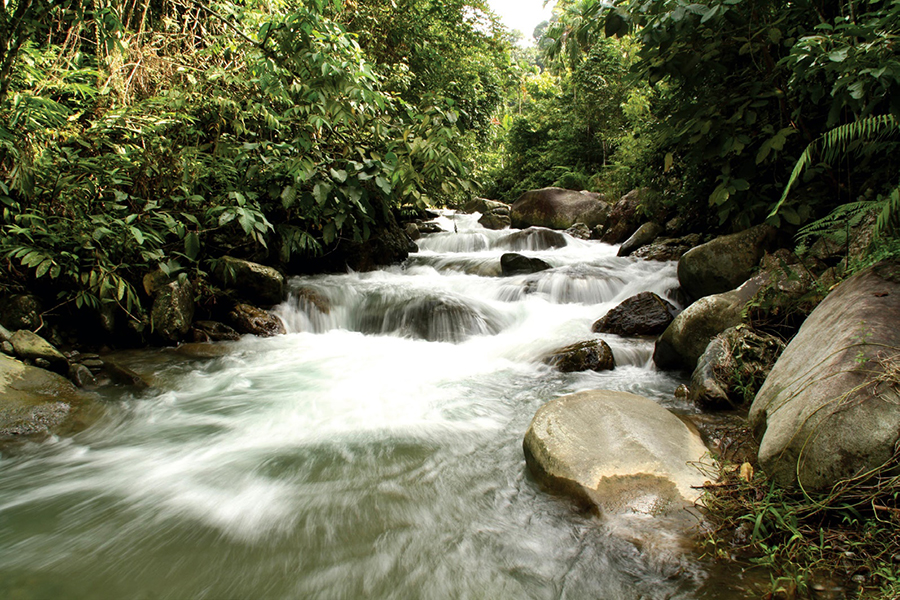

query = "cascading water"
[[0, 212, 754, 599]]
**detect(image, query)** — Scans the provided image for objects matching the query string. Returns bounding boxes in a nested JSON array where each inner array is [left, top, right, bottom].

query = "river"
[[0, 213, 754, 599]]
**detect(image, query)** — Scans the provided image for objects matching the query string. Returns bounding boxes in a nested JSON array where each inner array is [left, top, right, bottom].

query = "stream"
[[0, 213, 756, 599]]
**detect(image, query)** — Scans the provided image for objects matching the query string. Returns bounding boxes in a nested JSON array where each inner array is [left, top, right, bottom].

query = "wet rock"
[[745, 250, 823, 330], [543, 340, 615, 373], [417, 222, 444, 235], [510, 187, 609, 230], [215, 256, 285, 306], [523, 390, 709, 512], [99, 361, 150, 388], [500, 253, 552, 277], [689, 326, 784, 411], [749, 259, 900, 491], [463, 197, 510, 215], [654, 276, 766, 371], [678, 224, 778, 301], [142, 269, 171, 296], [404, 222, 421, 241], [632, 234, 703, 262], [9, 330, 69, 375], [601, 189, 645, 244], [592, 292, 678, 337], [494, 227, 568, 252], [229, 304, 286, 337], [0, 294, 42, 331], [357, 295, 501, 343], [564, 223, 592, 240], [69, 363, 98, 388], [617, 222, 663, 257], [0, 341, 13, 356], [150, 278, 195, 343], [478, 211, 511, 230], [191, 320, 241, 343], [0, 354, 93, 440]]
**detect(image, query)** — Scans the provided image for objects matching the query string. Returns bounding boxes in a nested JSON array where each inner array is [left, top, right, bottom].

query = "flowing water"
[[0, 213, 755, 599]]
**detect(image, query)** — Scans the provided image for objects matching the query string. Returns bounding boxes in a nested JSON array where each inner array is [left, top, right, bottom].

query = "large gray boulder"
[[494, 227, 568, 252], [678, 224, 777, 300], [524, 390, 709, 514], [749, 260, 900, 491], [600, 189, 645, 244], [592, 292, 678, 337], [0, 354, 93, 440], [654, 276, 764, 371], [510, 187, 609, 230], [215, 256, 285, 306]]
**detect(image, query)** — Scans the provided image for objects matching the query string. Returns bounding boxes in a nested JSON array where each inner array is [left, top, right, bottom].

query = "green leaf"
[[184, 231, 200, 261], [130, 226, 145, 245], [828, 48, 849, 63], [330, 168, 348, 183], [281, 185, 297, 209]]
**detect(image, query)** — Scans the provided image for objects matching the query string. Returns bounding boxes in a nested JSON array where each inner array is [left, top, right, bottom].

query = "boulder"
[[543, 340, 615, 373], [8, 330, 69, 375], [404, 222, 421, 241], [748, 260, 900, 491], [500, 253, 552, 277], [592, 292, 678, 337], [191, 321, 241, 343], [215, 256, 285, 306], [744, 250, 823, 329], [653, 276, 765, 371], [229, 304, 286, 337], [677, 224, 778, 301], [478, 210, 511, 230], [463, 197, 510, 215], [600, 189, 645, 244], [510, 187, 609, 230], [150, 278, 195, 343], [523, 390, 709, 513], [494, 227, 568, 252], [0, 294, 42, 331], [632, 234, 703, 262], [564, 223, 592, 240], [689, 326, 784, 411], [617, 222, 663, 257], [0, 354, 93, 440]]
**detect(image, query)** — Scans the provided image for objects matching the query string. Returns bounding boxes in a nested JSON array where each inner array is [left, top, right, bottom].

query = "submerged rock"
[[356, 295, 501, 343], [510, 187, 609, 230], [678, 224, 778, 301], [229, 304, 286, 337], [523, 390, 709, 513], [592, 292, 678, 337], [494, 227, 568, 252], [543, 340, 615, 372], [564, 223, 592, 240], [0, 354, 94, 441], [749, 260, 900, 491], [191, 320, 241, 343], [500, 253, 552, 277]]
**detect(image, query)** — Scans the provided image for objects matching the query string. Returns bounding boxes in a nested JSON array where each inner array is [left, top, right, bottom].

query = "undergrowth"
[[701, 460, 900, 599]]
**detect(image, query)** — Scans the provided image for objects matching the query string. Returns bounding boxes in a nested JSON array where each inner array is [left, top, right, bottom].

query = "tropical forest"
[[0, 0, 898, 598]]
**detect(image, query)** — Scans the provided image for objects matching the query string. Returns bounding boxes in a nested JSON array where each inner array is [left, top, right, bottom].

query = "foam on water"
[[0, 212, 737, 600]]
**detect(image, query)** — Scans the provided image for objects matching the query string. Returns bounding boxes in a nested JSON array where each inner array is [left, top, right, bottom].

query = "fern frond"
[[771, 115, 900, 217]]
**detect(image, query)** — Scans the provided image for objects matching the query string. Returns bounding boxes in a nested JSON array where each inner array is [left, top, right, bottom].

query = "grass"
[[699, 461, 900, 599]]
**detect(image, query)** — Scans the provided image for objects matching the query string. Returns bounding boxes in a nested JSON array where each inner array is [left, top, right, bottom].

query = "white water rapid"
[[0, 212, 753, 599]]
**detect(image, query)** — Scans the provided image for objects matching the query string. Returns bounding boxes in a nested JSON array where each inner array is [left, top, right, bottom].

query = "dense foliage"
[[487, 0, 900, 232], [0, 0, 510, 337]]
